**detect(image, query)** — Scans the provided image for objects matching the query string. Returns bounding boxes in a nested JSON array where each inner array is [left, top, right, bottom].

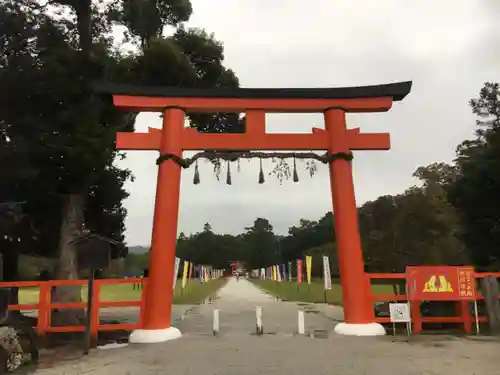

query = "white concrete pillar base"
[[334, 322, 386, 336], [129, 327, 182, 344]]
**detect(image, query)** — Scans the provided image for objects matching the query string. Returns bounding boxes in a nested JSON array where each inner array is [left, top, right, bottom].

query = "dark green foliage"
[[0, 0, 244, 285], [448, 83, 500, 270]]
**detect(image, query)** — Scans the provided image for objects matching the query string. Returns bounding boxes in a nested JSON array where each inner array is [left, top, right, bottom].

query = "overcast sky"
[[115, 0, 500, 246]]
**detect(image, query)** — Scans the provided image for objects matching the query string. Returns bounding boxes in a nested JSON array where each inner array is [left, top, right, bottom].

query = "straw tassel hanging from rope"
[[293, 156, 299, 183], [226, 161, 232, 185], [258, 158, 265, 184], [193, 160, 200, 185]]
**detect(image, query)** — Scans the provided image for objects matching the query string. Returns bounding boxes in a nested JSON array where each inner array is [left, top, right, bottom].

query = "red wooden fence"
[[0, 278, 147, 339], [2, 273, 499, 338], [368, 272, 500, 333]]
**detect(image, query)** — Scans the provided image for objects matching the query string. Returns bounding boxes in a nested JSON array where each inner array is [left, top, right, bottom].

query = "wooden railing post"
[[139, 280, 148, 328], [365, 273, 374, 315], [90, 281, 101, 342], [37, 283, 51, 336], [410, 301, 422, 334], [457, 300, 472, 333]]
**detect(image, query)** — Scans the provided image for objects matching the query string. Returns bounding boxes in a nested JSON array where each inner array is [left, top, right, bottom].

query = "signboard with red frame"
[[406, 266, 476, 301]]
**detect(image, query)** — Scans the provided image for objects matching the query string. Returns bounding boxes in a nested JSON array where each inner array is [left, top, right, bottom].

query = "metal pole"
[[406, 281, 412, 336], [474, 300, 480, 335]]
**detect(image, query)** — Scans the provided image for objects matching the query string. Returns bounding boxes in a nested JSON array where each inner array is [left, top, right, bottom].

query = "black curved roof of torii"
[[93, 81, 412, 101]]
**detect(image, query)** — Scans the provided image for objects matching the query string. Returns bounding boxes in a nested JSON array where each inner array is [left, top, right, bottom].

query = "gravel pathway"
[[34, 278, 500, 375]]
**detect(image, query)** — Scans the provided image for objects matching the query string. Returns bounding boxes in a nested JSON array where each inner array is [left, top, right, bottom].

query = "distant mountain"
[[128, 246, 149, 254]]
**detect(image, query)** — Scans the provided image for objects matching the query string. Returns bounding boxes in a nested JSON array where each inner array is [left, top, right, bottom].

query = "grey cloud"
[[118, 0, 500, 245]]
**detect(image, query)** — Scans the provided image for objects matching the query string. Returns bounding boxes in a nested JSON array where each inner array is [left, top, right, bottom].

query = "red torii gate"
[[229, 260, 242, 274], [96, 81, 412, 342]]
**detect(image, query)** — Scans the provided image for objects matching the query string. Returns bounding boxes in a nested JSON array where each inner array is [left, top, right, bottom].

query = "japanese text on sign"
[[458, 267, 475, 299], [406, 266, 476, 301]]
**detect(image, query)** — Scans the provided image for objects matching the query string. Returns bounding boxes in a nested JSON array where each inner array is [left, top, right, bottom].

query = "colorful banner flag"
[[188, 262, 193, 282], [297, 259, 303, 284], [282, 264, 286, 281], [181, 260, 189, 289], [276, 265, 281, 282], [305, 255, 312, 285], [173, 257, 181, 289], [322, 255, 332, 290], [287, 261, 292, 282]]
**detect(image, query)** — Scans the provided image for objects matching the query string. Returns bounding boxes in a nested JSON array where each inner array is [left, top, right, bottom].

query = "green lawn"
[[173, 278, 226, 304], [17, 278, 227, 306], [251, 279, 394, 305]]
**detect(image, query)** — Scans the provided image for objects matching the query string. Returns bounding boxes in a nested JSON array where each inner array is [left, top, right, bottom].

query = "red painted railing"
[[368, 272, 500, 333], [5, 274, 500, 338], [0, 278, 147, 339]]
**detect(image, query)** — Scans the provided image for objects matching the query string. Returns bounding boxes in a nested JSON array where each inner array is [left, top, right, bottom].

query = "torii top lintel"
[[94, 81, 412, 152], [94, 81, 411, 113]]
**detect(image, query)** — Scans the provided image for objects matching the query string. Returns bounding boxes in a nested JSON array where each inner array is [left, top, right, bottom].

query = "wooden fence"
[[368, 272, 500, 334], [0, 278, 147, 339], [2, 273, 500, 338]]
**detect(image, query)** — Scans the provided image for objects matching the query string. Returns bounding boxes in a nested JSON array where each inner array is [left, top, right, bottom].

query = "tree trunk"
[[50, 0, 91, 328], [52, 194, 85, 326], [480, 276, 500, 335], [2, 252, 19, 306], [75, 1, 92, 55]]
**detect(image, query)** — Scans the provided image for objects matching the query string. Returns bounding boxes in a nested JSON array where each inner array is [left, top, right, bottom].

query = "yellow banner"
[[181, 260, 189, 289], [306, 255, 312, 284]]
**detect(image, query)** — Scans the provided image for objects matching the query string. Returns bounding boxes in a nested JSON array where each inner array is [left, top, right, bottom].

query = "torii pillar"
[[95, 81, 412, 342]]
